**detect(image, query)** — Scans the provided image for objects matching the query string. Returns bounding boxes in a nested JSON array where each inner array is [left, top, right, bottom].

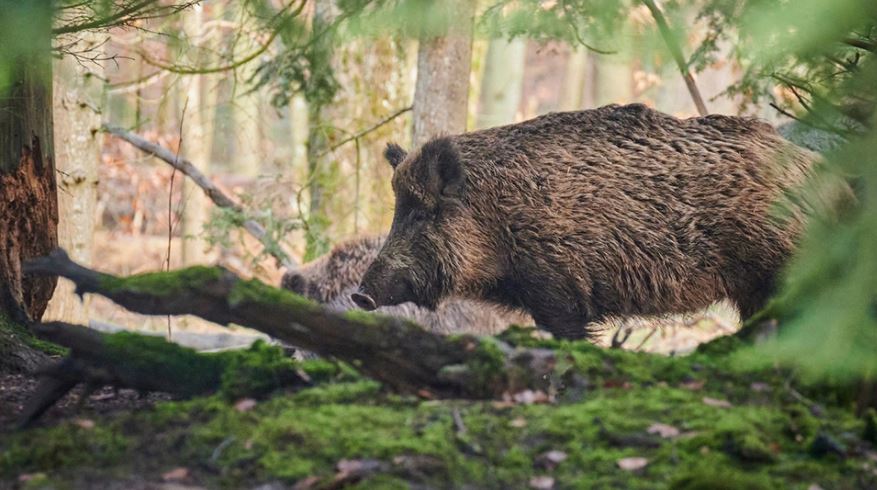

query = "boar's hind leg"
[[730, 278, 776, 320]]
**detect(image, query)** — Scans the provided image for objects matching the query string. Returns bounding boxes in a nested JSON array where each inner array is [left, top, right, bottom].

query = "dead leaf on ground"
[[702, 397, 733, 408], [509, 417, 528, 428], [73, 418, 95, 429], [750, 382, 771, 392], [234, 398, 257, 412], [291, 476, 321, 490], [161, 467, 190, 482], [680, 380, 705, 391], [529, 475, 555, 489], [510, 390, 552, 405], [535, 450, 568, 470], [616, 457, 649, 471], [646, 423, 680, 439]]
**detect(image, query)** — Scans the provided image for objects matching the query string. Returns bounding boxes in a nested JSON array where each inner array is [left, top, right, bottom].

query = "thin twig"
[[634, 327, 659, 351], [640, 0, 708, 116], [166, 99, 188, 340], [318, 106, 413, 157]]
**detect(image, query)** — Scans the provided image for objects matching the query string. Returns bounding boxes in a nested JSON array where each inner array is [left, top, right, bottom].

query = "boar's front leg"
[[529, 305, 592, 340]]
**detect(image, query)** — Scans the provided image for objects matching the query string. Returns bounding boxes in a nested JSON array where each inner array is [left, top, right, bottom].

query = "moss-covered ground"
[[2, 328, 875, 489]]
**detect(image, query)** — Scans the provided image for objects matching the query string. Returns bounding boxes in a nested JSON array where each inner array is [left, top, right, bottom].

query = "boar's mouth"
[[351, 276, 424, 311]]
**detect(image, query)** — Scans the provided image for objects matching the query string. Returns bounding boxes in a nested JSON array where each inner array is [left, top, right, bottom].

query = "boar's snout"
[[355, 259, 418, 309], [350, 291, 377, 311]]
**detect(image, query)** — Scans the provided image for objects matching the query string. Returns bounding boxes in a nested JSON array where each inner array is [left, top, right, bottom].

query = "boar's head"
[[352, 138, 497, 311]]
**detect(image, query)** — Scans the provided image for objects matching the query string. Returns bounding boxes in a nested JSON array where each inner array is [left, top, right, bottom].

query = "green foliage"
[[695, 0, 876, 126], [479, 0, 630, 50], [722, 0, 877, 381], [0, 1, 52, 94]]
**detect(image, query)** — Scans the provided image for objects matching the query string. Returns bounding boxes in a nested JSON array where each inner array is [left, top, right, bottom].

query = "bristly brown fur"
[[360, 103, 822, 340]]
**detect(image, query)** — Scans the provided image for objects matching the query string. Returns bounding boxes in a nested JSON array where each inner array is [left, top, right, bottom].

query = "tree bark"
[[476, 38, 525, 129], [560, 48, 588, 111], [412, 0, 475, 147], [0, 3, 57, 372], [180, 3, 212, 265], [303, 0, 338, 261], [0, 9, 57, 325], [43, 33, 102, 324]]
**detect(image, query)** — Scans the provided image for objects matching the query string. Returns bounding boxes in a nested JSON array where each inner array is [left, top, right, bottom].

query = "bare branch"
[[101, 124, 298, 269], [843, 37, 876, 52], [319, 106, 413, 157]]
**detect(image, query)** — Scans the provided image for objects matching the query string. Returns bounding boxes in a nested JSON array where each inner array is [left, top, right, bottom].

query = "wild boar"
[[353, 103, 820, 340], [281, 236, 531, 335]]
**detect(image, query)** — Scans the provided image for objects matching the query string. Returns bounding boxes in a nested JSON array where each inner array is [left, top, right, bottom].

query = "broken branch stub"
[[24, 249, 558, 399]]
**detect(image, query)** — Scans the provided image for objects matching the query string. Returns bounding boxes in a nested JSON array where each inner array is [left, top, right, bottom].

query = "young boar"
[[281, 236, 531, 335], [353, 104, 820, 340]]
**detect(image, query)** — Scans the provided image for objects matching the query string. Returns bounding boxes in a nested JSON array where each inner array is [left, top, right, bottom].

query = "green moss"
[[100, 266, 224, 296], [220, 340, 308, 400], [462, 338, 508, 396], [342, 308, 382, 326], [103, 331, 225, 395], [2, 336, 873, 488], [0, 311, 66, 357], [1, 423, 128, 474], [864, 408, 877, 444], [670, 465, 773, 490], [228, 277, 317, 311]]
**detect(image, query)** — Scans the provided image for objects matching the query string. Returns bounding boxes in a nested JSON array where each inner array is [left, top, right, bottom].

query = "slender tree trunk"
[[593, 55, 633, 106], [476, 38, 525, 129], [560, 48, 589, 111], [303, 0, 337, 260], [43, 33, 102, 324], [180, 3, 212, 265], [0, 2, 57, 371], [411, 0, 475, 146]]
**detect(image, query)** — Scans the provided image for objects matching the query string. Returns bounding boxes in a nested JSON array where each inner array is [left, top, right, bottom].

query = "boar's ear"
[[384, 142, 407, 169], [421, 137, 465, 200]]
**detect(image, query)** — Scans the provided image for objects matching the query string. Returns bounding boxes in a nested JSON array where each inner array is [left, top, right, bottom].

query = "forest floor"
[[2, 329, 876, 490]]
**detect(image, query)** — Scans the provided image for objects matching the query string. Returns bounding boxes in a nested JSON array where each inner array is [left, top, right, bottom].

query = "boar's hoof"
[[351, 292, 378, 311]]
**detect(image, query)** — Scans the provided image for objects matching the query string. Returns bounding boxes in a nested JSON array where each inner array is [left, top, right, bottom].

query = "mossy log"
[[24, 249, 557, 400], [18, 321, 311, 427]]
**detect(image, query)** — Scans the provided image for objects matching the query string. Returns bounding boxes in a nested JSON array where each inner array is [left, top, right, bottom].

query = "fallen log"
[[18, 321, 311, 427], [24, 249, 557, 400]]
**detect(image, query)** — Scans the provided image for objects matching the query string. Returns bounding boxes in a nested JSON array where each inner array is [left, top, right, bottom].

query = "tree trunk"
[[476, 38, 525, 129], [0, 3, 57, 371], [411, 0, 475, 147], [560, 48, 589, 111], [180, 3, 212, 265], [43, 33, 102, 324], [303, 0, 338, 261]]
